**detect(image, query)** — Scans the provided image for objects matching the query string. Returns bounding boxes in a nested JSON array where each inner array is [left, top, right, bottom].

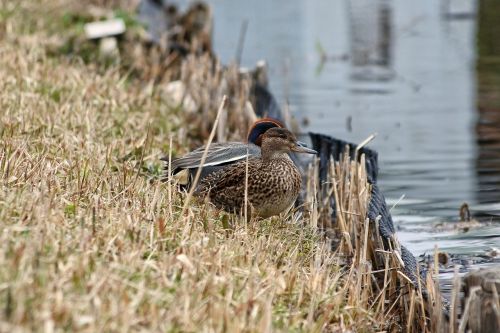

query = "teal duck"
[[196, 127, 317, 218], [165, 118, 284, 187]]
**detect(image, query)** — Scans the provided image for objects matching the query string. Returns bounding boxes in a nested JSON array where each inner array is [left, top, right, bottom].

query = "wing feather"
[[168, 142, 260, 172]]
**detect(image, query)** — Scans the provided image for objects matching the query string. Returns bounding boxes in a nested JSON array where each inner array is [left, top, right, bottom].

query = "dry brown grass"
[[0, 1, 451, 332], [308, 146, 454, 332], [0, 1, 373, 332]]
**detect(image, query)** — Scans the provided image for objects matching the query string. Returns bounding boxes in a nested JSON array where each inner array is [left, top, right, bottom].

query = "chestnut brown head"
[[246, 118, 284, 146]]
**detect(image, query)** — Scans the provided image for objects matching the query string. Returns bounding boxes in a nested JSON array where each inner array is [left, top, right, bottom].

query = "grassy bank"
[[0, 1, 379, 332], [1, 1, 448, 332]]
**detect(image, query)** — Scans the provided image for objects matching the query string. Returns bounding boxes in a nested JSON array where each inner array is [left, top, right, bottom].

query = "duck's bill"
[[292, 141, 317, 154]]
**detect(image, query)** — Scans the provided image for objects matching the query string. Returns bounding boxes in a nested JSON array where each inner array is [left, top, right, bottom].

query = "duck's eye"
[[278, 134, 287, 139]]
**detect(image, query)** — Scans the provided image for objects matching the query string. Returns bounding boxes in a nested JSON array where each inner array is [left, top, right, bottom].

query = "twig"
[[390, 194, 405, 213], [355, 133, 377, 152], [244, 146, 249, 222], [168, 135, 173, 218], [458, 287, 480, 333], [181, 96, 228, 216]]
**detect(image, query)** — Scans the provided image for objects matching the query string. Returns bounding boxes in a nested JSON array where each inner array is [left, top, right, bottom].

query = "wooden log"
[[461, 267, 500, 333]]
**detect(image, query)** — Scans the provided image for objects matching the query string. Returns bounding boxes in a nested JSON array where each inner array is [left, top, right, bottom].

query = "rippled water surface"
[[204, 0, 500, 263]]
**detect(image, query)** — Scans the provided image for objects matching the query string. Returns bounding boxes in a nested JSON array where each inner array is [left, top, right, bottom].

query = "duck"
[[195, 127, 317, 218], [456, 202, 481, 232], [433, 202, 481, 233], [164, 118, 284, 187]]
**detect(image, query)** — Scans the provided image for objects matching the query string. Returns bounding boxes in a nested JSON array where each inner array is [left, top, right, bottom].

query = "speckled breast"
[[249, 158, 302, 218]]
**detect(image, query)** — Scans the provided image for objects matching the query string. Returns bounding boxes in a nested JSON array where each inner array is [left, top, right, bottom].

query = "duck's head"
[[260, 128, 317, 158], [247, 118, 284, 146], [459, 202, 471, 222]]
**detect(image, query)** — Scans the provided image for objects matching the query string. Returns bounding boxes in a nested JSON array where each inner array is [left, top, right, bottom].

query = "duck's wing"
[[196, 157, 261, 212], [165, 142, 260, 173]]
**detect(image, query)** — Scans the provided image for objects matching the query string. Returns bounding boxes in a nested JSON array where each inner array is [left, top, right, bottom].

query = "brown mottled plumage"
[[196, 128, 317, 218]]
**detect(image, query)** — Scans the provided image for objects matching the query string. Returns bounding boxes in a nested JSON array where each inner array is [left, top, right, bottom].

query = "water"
[[201, 0, 500, 271]]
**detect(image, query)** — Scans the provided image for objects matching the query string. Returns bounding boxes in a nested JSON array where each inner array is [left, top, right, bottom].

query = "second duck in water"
[[196, 128, 317, 218]]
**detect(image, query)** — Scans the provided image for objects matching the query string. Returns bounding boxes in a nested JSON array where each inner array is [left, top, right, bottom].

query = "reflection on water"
[[204, 0, 500, 261], [476, 0, 500, 209], [348, 0, 393, 82]]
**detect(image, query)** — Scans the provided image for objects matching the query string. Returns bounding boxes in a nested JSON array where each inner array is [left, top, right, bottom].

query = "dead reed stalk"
[[309, 143, 446, 332]]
